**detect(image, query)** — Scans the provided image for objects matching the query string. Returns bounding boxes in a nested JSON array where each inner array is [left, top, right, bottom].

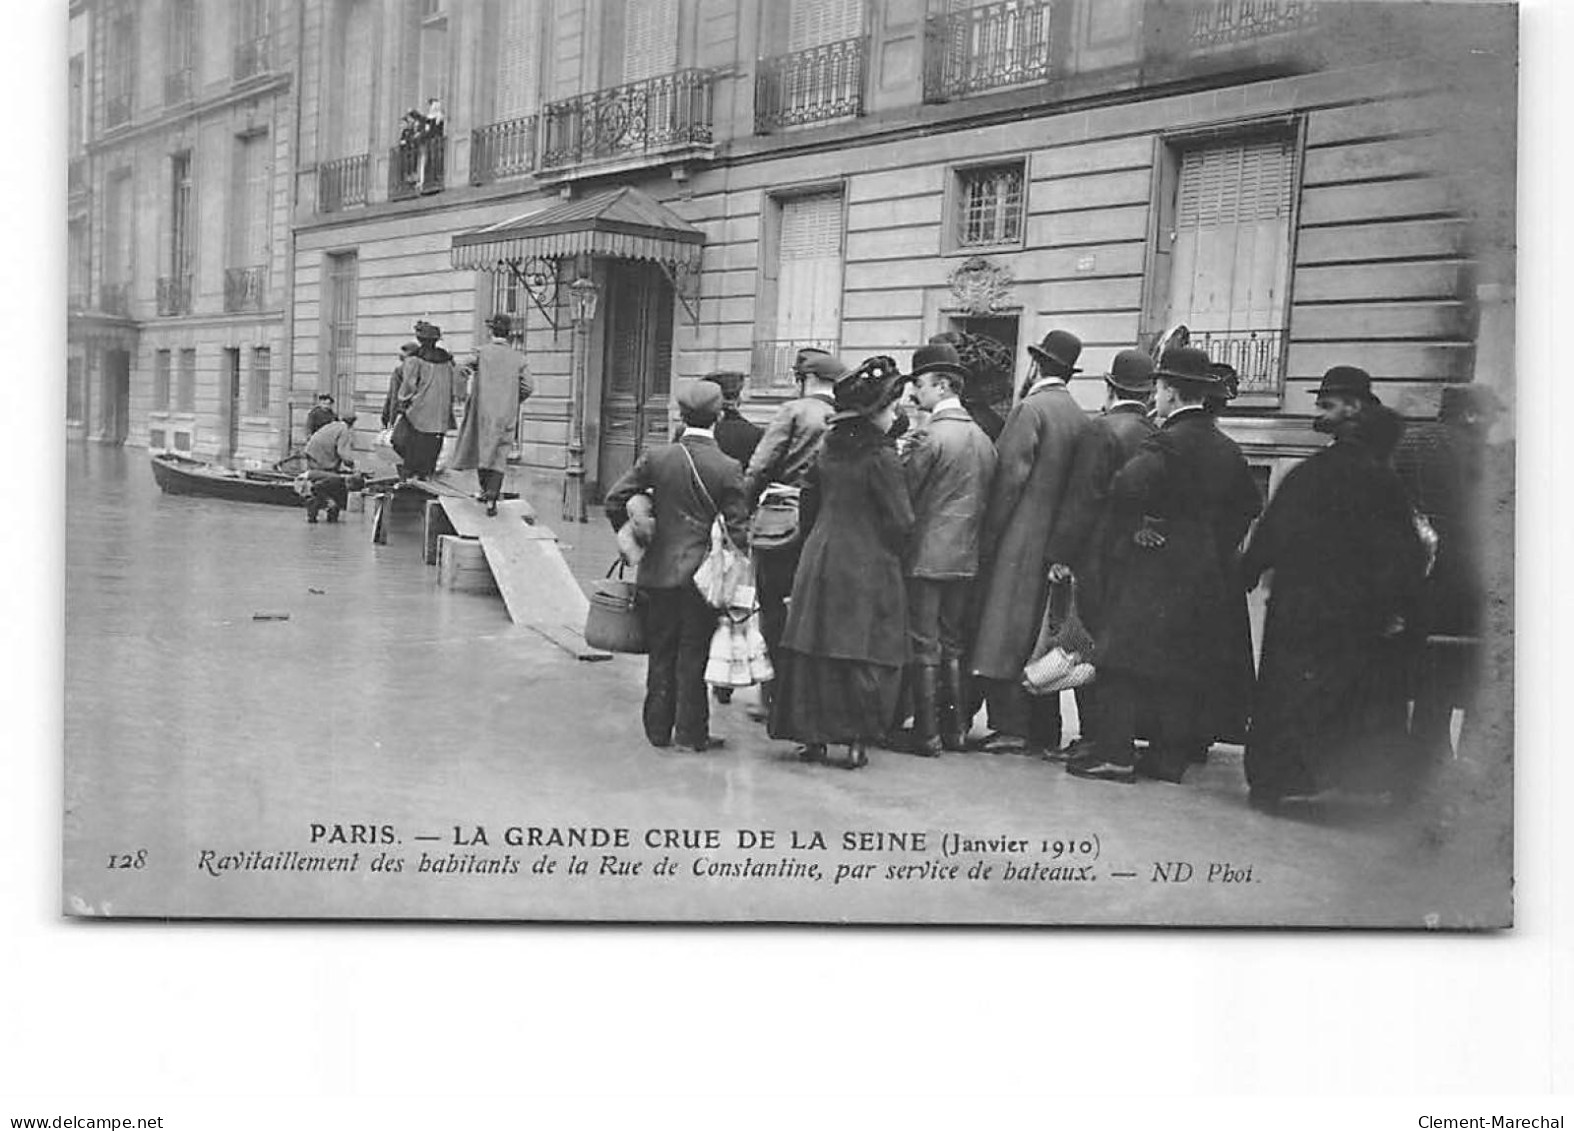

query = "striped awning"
[[451, 185, 704, 272]]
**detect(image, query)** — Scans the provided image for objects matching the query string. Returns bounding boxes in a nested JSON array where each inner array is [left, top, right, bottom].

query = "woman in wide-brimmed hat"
[[770, 357, 915, 769]]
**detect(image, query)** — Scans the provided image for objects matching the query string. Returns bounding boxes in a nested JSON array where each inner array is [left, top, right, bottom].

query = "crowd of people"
[[605, 329, 1505, 814]]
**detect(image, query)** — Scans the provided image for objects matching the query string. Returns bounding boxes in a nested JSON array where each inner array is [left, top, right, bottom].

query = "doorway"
[[101, 348, 130, 445], [947, 312, 1019, 409], [596, 260, 675, 495], [222, 347, 242, 462]]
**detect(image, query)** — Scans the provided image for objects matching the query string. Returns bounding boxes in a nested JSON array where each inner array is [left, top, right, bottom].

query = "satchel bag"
[[389, 413, 415, 458], [680, 445, 747, 610], [1021, 571, 1097, 696], [584, 560, 646, 654], [749, 484, 802, 551]]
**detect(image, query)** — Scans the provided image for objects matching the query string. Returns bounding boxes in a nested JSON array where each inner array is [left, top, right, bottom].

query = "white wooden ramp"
[[437, 495, 609, 661]]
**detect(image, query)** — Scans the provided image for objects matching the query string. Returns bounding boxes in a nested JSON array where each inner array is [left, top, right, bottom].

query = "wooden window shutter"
[[496, 0, 539, 118], [622, 0, 677, 83], [787, 0, 861, 51], [776, 192, 844, 343], [339, 0, 375, 157]]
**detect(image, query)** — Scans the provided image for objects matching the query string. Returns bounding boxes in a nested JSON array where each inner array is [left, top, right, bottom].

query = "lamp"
[[568, 276, 600, 324], [563, 276, 600, 523]]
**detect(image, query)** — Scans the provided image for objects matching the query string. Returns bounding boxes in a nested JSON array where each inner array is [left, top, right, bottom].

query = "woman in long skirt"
[[770, 357, 914, 769]]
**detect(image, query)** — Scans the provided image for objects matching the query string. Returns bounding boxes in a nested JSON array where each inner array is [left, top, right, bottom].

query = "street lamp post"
[[563, 274, 600, 523]]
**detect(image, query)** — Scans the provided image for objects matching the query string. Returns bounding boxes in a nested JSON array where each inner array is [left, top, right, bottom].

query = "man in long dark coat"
[[1243, 368, 1426, 808], [1059, 349, 1158, 766], [605, 380, 750, 753], [899, 342, 997, 754], [970, 329, 1095, 755], [742, 349, 848, 723], [451, 314, 532, 515], [1070, 347, 1262, 785]]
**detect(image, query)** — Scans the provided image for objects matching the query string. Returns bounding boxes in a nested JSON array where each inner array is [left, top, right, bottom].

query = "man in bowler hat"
[[1071, 347, 1262, 784], [1059, 348, 1159, 766], [605, 380, 751, 753], [898, 342, 998, 754], [742, 349, 849, 722], [970, 329, 1096, 755]]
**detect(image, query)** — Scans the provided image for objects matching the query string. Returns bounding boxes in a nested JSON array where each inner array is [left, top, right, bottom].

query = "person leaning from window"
[[604, 380, 750, 754]]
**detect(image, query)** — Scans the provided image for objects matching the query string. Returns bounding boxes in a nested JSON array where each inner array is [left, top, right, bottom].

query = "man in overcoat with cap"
[[742, 349, 849, 722], [898, 342, 998, 754], [970, 329, 1096, 755], [1070, 347, 1262, 785], [605, 380, 751, 753], [451, 313, 532, 515], [392, 320, 456, 480], [1240, 366, 1426, 807], [1058, 348, 1159, 764]]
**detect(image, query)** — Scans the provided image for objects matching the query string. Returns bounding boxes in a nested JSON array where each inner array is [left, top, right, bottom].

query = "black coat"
[[1097, 407, 1262, 733], [781, 420, 914, 668], [714, 409, 764, 469], [1062, 402, 1156, 630], [604, 435, 750, 591]]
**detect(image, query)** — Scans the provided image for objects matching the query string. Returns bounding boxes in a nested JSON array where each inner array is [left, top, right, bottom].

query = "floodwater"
[[63, 445, 1510, 927]]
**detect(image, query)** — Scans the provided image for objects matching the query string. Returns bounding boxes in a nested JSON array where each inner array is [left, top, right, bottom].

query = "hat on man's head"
[[828, 356, 904, 423], [676, 378, 724, 418], [705, 370, 747, 400], [399, 341, 421, 356], [1027, 329, 1083, 375], [1104, 349, 1157, 396], [1439, 383, 1504, 424], [1154, 346, 1225, 391], [796, 352, 850, 385], [1312, 365, 1381, 405], [414, 320, 442, 340], [485, 313, 513, 336], [793, 346, 831, 371], [316, 392, 335, 403], [1208, 361, 1240, 403], [910, 342, 970, 382]]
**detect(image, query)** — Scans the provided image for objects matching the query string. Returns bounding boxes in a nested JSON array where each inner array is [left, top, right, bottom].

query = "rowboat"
[[150, 452, 306, 507]]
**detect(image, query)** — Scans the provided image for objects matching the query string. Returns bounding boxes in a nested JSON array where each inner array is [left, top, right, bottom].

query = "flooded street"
[[63, 445, 1509, 926]]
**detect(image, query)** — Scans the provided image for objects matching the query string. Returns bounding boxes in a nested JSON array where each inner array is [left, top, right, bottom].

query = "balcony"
[[156, 275, 193, 317], [224, 266, 267, 312], [752, 337, 840, 394], [317, 155, 369, 213], [1188, 0, 1320, 51], [923, 0, 1054, 104], [233, 35, 272, 82], [100, 283, 130, 317], [164, 67, 193, 105], [756, 36, 867, 133], [1185, 327, 1285, 398], [105, 92, 132, 129], [388, 136, 447, 201], [541, 69, 715, 175], [470, 115, 538, 185]]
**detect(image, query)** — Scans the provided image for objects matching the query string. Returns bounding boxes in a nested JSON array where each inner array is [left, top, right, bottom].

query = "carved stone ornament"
[[947, 256, 1016, 315]]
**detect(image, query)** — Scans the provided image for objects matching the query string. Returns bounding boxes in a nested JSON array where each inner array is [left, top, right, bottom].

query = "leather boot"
[[940, 657, 968, 751], [911, 664, 942, 757]]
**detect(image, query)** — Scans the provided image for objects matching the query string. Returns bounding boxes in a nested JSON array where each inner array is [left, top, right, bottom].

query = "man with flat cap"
[[742, 349, 850, 722], [605, 380, 750, 753], [897, 342, 997, 754], [1240, 365, 1426, 808], [970, 329, 1096, 756], [452, 314, 532, 516], [1071, 347, 1262, 785], [1058, 348, 1159, 766], [392, 320, 456, 480]]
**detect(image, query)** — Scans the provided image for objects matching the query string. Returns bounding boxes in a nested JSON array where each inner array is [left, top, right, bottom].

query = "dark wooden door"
[[597, 261, 674, 494], [223, 347, 242, 461], [103, 349, 130, 445]]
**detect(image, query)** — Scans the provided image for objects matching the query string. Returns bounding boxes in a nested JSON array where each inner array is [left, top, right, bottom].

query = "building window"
[[68, 221, 88, 309], [755, 189, 844, 392], [68, 55, 85, 154], [159, 151, 195, 316], [488, 271, 533, 349], [153, 350, 172, 411], [923, 0, 1054, 104], [165, 0, 197, 104], [1155, 131, 1299, 401], [323, 252, 360, 408], [227, 133, 271, 310], [102, 170, 134, 313], [104, 4, 136, 127], [755, 0, 866, 134], [953, 161, 1026, 250], [235, 0, 272, 80], [176, 348, 197, 412], [67, 359, 85, 424], [249, 347, 272, 414], [622, 0, 679, 84]]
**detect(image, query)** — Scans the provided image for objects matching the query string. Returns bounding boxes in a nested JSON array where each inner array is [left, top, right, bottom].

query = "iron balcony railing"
[[1189, 0, 1320, 50], [317, 155, 369, 213], [922, 0, 1054, 103], [752, 338, 841, 393], [233, 34, 271, 81], [755, 36, 867, 133], [224, 266, 267, 312], [164, 67, 193, 105], [389, 135, 447, 200], [1185, 327, 1285, 396], [105, 92, 132, 128], [156, 274, 193, 316], [100, 282, 130, 316], [470, 115, 538, 185], [541, 68, 715, 171]]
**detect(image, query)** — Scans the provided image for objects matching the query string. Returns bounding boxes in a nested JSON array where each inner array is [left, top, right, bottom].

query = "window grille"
[[957, 163, 1024, 247], [249, 347, 272, 414]]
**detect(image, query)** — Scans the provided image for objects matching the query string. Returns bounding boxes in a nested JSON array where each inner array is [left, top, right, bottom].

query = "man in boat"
[[303, 409, 360, 524]]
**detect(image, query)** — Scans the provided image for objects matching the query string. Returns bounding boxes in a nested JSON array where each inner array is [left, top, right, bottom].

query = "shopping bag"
[[584, 561, 646, 654], [749, 484, 801, 550], [692, 514, 748, 610], [1021, 571, 1097, 696]]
